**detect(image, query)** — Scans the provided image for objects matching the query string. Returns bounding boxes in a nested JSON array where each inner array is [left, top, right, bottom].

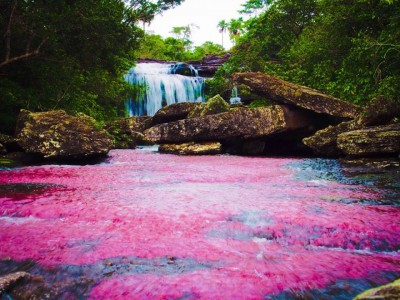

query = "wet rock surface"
[[15, 110, 112, 161], [159, 142, 222, 155], [233, 72, 361, 118], [187, 53, 231, 77]]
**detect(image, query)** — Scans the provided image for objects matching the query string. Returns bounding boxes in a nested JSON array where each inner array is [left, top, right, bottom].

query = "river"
[[0, 148, 399, 299]]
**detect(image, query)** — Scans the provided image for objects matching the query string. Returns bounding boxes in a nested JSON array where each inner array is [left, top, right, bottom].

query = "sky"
[[147, 0, 245, 49]]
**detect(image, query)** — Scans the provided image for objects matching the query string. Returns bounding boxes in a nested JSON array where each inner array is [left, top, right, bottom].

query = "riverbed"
[[1, 149, 399, 299]]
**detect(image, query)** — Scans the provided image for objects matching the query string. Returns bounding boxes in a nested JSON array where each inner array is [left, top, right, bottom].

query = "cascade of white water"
[[124, 63, 205, 116], [230, 86, 241, 104]]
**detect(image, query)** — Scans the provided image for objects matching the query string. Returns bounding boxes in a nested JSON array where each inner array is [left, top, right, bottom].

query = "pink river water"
[[0, 149, 399, 299]]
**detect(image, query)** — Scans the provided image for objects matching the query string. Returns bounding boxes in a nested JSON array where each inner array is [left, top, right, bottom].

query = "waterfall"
[[230, 86, 241, 104], [124, 62, 205, 116]]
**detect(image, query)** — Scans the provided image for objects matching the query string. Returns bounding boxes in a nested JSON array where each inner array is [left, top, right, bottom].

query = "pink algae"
[[0, 149, 399, 299]]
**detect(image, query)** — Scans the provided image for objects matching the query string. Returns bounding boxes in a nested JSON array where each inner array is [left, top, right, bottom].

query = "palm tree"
[[217, 20, 228, 48], [228, 18, 243, 46]]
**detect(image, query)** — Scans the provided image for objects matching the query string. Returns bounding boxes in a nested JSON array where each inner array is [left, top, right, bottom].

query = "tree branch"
[[4, 0, 19, 62], [0, 37, 48, 69]]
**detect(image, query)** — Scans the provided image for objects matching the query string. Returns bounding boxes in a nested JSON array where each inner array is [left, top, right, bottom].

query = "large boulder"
[[188, 94, 230, 118], [232, 72, 361, 118], [152, 102, 200, 125], [354, 278, 400, 300], [302, 120, 362, 157], [159, 142, 222, 155], [337, 123, 400, 157], [16, 110, 112, 160], [144, 105, 313, 144], [105, 116, 152, 149], [358, 96, 400, 126]]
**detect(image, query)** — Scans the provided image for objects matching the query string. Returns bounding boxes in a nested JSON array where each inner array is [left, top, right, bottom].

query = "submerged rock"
[[354, 278, 400, 299], [105, 116, 152, 149], [233, 72, 361, 118], [16, 110, 112, 160], [0, 272, 31, 293], [302, 120, 362, 157], [152, 102, 200, 125], [159, 142, 222, 155], [337, 123, 400, 157], [145, 105, 313, 144]]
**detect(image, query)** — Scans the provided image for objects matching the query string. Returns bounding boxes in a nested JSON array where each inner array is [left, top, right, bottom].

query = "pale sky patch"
[[147, 0, 245, 49]]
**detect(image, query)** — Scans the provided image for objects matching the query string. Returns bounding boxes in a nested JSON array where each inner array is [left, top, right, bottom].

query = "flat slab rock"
[[233, 72, 361, 118], [144, 105, 313, 143], [152, 102, 200, 125], [159, 142, 222, 155], [337, 123, 400, 156]]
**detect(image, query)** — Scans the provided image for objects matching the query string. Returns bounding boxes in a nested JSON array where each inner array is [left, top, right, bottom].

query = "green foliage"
[[0, 0, 182, 134], [215, 0, 400, 107], [248, 99, 272, 108], [138, 33, 225, 61]]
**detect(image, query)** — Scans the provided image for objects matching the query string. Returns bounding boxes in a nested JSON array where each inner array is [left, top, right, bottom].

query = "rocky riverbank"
[[1, 72, 399, 164]]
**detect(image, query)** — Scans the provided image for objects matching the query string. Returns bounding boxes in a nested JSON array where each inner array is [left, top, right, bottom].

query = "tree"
[[239, 0, 273, 16], [228, 18, 244, 46], [0, 0, 184, 133], [217, 20, 228, 48]]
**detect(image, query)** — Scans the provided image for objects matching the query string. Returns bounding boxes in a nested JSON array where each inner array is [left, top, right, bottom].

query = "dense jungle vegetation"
[[0, 0, 183, 133], [209, 0, 400, 107], [1, 0, 399, 134]]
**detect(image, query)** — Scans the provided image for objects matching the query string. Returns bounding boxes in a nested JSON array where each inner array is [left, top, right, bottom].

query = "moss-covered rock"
[[337, 123, 400, 157], [105, 116, 152, 149], [354, 278, 400, 299], [188, 94, 230, 118], [302, 120, 362, 157], [16, 110, 112, 160], [159, 142, 222, 155], [233, 72, 361, 118]]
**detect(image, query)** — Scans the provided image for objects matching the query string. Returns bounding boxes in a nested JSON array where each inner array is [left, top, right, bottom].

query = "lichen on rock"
[[16, 110, 112, 160], [187, 94, 230, 118]]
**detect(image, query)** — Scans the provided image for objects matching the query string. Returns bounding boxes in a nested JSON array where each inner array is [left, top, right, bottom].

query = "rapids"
[[0, 149, 399, 299]]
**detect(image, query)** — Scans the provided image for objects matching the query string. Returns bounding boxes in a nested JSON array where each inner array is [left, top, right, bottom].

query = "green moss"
[[0, 158, 14, 166], [202, 94, 230, 116], [248, 99, 272, 108]]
